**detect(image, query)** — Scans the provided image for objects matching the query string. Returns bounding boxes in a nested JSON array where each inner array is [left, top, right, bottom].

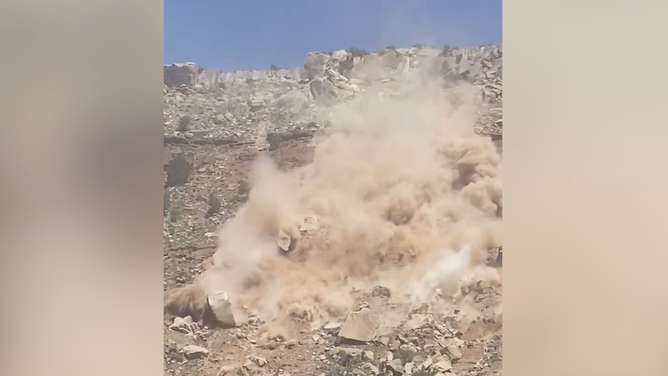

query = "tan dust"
[[172, 64, 503, 328]]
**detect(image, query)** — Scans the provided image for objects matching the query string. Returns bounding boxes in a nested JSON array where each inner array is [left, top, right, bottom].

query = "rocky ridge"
[[164, 44, 502, 143]]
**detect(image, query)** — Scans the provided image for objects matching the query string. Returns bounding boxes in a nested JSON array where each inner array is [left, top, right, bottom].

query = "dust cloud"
[[172, 64, 503, 329]]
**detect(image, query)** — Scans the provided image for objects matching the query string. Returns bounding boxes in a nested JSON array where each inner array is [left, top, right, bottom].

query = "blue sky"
[[164, 0, 502, 71]]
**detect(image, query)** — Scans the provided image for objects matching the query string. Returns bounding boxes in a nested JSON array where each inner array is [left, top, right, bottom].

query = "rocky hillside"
[[163, 44, 503, 376]]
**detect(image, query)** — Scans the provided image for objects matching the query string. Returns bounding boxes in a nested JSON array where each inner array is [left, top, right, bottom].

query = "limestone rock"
[[299, 215, 320, 232], [309, 78, 337, 106], [182, 345, 209, 360], [434, 359, 453, 372], [276, 230, 291, 252], [169, 316, 196, 334], [339, 307, 379, 342], [207, 291, 237, 328], [443, 345, 463, 361], [164, 63, 200, 87], [303, 52, 330, 80]]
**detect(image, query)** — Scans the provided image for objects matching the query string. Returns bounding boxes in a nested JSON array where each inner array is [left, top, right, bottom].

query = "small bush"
[[177, 115, 191, 132], [269, 64, 282, 71], [165, 155, 192, 188], [384, 45, 397, 50], [206, 193, 222, 217]]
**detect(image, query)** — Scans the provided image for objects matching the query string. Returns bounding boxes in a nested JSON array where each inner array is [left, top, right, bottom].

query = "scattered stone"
[[404, 313, 431, 330], [299, 215, 320, 232], [323, 321, 342, 334], [363, 362, 379, 375], [387, 359, 404, 373], [247, 97, 265, 111], [254, 356, 267, 367], [404, 362, 414, 374], [181, 345, 209, 360], [443, 345, 463, 361], [217, 364, 241, 376], [336, 347, 363, 357], [169, 316, 196, 334], [412, 354, 427, 364], [243, 359, 256, 370], [434, 360, 453, 372]]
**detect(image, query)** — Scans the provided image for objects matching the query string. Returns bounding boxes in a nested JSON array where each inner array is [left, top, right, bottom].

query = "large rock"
[[339, 307, 379, 342], [350, 54, 379, 80], [196, 69, 222, 91], [328, 49, 347, 64], [303, 52, 330, 80], [207, 291, 237, 328], [164, 62, 201, 87], [309, 78, 337, 106], [181, 345, 209, 360], [338, 54, 355, 77], [169, 316, 196, 334], [379, 49, 408, 70]]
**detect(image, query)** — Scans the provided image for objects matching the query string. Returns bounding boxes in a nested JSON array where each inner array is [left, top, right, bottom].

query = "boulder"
[[339, 307, 379, 342], [303, 52, 329, 80], [309, 78, 337, 106], [207, 291, 237, 328], [164, 62, 200, 87]]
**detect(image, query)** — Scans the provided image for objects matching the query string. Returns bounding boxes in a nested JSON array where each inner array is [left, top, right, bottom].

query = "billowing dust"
[[169, 67, 502, 333]]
